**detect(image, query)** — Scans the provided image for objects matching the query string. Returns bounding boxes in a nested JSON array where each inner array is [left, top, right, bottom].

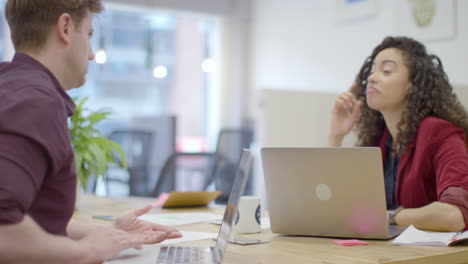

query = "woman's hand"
[[394, 202, 465, 232], [329, 82, 363, 147]]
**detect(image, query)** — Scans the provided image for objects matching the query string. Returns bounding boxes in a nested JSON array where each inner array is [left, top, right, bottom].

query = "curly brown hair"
[[352, 36, 468, 152]]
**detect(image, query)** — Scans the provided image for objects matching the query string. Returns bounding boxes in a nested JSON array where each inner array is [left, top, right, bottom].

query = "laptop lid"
[[213, 149, 252, 261], [261, 147, 393, 239]]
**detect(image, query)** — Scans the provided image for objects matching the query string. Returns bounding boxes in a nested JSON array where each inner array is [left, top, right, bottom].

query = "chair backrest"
[[215, 129, 254, 166], [109, 130, 153, 168], [212, 129, 254, 203], [131, 115, 176, 194], [107, 129, 154, 196], [151, 128, 254, 201]]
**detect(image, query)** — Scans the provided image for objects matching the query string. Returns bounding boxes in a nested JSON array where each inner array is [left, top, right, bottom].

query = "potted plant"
[[69, 97, 127, 191]]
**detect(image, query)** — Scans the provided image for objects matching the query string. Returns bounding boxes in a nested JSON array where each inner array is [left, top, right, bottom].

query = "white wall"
[[250, 0, 468, 202], [219, 0, 253, 128], [252, 0, 468, 95]]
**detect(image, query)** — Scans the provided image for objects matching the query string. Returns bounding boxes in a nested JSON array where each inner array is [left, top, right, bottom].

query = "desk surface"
[[75, 195, 468, 264]]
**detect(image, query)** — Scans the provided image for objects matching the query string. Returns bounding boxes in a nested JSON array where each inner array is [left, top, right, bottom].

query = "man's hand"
[[113, 205, 183, 244], [77, 226, 147, 263]]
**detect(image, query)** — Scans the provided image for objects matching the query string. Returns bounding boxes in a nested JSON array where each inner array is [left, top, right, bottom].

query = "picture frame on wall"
[[335, 0, 378, 23], [396, 0, 456, 41]]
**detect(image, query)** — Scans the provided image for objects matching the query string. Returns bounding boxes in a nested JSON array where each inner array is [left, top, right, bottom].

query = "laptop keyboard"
[[156, 246, 210, 264]]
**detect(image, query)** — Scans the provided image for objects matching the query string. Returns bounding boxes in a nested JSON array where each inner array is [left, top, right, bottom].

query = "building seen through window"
[[68, 3, 220, 149], [0, 0, 4, 59]]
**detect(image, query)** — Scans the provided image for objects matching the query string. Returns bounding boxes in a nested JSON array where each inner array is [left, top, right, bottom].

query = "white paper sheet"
[[392, 225, 456, 246], [138, 212, 222, 226]]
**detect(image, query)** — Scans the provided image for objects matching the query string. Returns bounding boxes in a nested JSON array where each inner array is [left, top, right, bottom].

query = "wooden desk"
[[75, 195, 468, 264]]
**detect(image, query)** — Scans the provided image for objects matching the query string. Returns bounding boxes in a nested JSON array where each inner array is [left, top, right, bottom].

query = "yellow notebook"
[[162, 191, 222, 208]]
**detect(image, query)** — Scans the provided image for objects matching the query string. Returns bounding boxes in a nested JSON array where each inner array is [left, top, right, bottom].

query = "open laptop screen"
[[213, 149, 252, 259]]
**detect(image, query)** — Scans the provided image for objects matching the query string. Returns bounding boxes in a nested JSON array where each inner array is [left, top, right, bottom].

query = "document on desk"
[[392, 225, 468, 246], [138, 212, 222, 226]]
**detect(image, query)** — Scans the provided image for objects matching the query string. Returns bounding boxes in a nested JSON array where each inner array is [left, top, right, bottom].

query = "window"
[[0, 0, 4, 59], [69, 4, 220, 145]]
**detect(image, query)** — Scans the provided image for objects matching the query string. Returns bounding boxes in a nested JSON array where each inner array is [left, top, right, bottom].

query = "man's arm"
[[67, 218, 108, 241], [68, 210, 181, 243], [0, 216, 145, 264], [0, 216, 84, 264], [394, 202, 465, 232]]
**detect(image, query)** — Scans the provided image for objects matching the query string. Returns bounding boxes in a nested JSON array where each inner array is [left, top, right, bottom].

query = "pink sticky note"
[[151, 192, 171, 207], [333, 239, 369, 246]]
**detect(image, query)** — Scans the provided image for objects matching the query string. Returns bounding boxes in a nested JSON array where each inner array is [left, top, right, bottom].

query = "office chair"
[[131, 115, 176, 197], [152, 128, 254, 204], [105, 129, 154, 197]]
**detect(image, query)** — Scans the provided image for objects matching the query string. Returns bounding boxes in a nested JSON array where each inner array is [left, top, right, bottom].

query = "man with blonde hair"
[[0, 1, 181, 263]]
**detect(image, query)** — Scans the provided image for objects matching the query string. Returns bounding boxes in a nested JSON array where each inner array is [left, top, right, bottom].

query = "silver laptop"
[[155, 149, 252, 264], [261, 147, 406, 240]]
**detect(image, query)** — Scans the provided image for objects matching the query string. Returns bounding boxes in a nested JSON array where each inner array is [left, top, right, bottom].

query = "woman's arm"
[[400, 119, 468, 232], [394, 201, 465, 232]]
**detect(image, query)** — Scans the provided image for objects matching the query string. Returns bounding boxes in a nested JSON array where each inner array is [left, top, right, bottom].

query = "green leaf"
[[74, 152, 83, 178], [108, 140, 127, 168], [87, 111, 112, 126], [88, 143, 108, 177], [70, 97, 127, 190]]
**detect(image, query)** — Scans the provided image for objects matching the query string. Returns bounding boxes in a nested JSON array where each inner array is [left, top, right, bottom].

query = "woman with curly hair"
[[328, 36, 468, 232]]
